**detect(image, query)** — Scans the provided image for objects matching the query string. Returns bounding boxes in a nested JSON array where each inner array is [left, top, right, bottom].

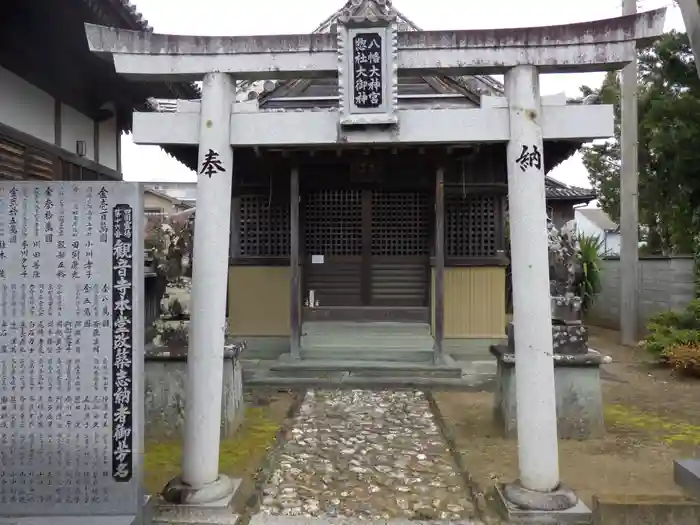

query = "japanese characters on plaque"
[[0, 182, 143, 519], [352, 33, 383, 109], [112, 204, 134, 483], [338, 14, 397, 127]]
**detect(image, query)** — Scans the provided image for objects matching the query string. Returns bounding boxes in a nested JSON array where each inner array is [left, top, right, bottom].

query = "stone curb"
[[425, 391, 495, 525]]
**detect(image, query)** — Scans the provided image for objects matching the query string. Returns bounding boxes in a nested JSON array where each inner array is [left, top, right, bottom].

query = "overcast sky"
[[121, 0, 683, 189]]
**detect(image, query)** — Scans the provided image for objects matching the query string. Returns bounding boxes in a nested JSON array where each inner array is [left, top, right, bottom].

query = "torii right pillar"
[[500, 64, 587, 519]]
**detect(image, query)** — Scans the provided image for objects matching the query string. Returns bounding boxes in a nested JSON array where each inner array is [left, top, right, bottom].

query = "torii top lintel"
[[84, 8, 666, 82]]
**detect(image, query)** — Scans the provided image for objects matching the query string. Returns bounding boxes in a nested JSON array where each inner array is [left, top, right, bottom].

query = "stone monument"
[[492, 217, 605, 440], [506, 219, 588, 353], [0, 182, 146, 525]]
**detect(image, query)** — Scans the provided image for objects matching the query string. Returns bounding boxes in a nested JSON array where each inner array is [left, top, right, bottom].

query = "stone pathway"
[[258, 390, 477, 521]]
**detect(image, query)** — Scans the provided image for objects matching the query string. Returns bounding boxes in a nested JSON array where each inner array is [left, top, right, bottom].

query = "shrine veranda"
[[0, 182, 145, 524]]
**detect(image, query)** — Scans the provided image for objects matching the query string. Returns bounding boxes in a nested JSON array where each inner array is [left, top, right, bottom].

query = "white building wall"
[[0, 64, 120, 172], [60, 103, 94, 161], [601, 232, 621, 256], [98, 115, 118, 170], [0, 65, 55, 143], [574, 210, 620, 256]]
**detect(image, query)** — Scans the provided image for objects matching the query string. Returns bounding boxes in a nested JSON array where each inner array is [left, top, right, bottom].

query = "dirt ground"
[[434, 326, 700, 509], [143, 390, 300, 514]]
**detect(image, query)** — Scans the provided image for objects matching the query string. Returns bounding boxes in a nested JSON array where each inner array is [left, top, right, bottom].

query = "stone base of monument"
[[507, 321, 589, 355], [675, 459, 700, 501], [0, 516, 148, 525], [493, 482, 591, 524], [1, 496, 154, 525], [144, 346, 245, 440], [491, 344, 604, 439], [154, 476, 241, 524]]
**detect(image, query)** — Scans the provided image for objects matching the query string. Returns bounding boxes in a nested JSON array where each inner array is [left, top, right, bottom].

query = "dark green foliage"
[[643, 299, 700, 359], [581, 32, 700, 254], [576, 233, 604, 312]]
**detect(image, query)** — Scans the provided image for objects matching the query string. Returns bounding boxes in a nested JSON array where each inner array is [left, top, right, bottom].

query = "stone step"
[[270, 359, 462, 378], [303, 306, 429, 323], [302, 321, 432, 336], [244, 372, 494, 391], [301, 337, 436, 350], [250, 517, 482, 525], [300, 347, 435, 362], [150, 503, 239, 525]]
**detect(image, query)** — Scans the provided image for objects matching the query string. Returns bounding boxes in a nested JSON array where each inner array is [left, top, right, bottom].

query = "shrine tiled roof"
[[545, 176, 597, 202]]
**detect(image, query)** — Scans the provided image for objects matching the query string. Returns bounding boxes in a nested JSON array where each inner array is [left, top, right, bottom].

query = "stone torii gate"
[[85, 1, 665, 519]]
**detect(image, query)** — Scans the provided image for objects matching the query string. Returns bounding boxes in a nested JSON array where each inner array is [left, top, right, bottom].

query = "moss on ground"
[[605, 403, 700, 447], [143, 406, 282, 495]]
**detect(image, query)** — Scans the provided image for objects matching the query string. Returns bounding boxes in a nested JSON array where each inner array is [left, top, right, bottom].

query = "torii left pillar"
[[163, 72, 238, 507]]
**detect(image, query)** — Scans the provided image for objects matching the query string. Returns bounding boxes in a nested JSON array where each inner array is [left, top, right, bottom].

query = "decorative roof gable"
[[250, 0, 503, 106], [338, 0, 395, 23]]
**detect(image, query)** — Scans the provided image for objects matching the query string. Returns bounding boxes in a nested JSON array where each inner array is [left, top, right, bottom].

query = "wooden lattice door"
[[303, 189, 430, 308], [303, 190, 364, 306], [370, 192, 430, 306]]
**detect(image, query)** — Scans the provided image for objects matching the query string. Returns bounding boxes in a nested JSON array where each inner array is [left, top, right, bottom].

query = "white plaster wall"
[[0, 65, 55, 143], [0, 64, 120, 172], [60, 103, 94, 161], [99, 116, 118, 170]]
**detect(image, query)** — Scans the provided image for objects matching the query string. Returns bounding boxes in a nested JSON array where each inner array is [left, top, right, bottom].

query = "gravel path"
[[258, 389, 477, 520]]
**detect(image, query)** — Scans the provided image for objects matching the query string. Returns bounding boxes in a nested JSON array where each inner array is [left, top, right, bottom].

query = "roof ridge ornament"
[[338, 0, 397, 26]]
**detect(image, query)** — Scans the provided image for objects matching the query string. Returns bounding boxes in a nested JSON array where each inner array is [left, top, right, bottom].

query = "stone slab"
[[250, 518, 482, 525], [592, 494, 700, 525], [675, 459, 700, 501], [494, 484, 592, 524], [245, 373, 496, 391], [0, 517, 141, 525], [492, 344, 603, 368], [151, 507, 239, 525], [0, 182, 145, 519], [269, 359, 462, 378]]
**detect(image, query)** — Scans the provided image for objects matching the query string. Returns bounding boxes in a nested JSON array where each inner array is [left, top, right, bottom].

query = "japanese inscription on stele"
[[0, 182, 144, 524]]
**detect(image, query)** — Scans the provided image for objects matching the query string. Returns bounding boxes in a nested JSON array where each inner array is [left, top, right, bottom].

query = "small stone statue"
[[547, 218, 587, 353], [507, 216, 588, 355], [547, 218, 582, 297]]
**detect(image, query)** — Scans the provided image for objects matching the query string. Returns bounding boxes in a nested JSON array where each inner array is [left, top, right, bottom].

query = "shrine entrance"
[[303, 188, 431, 310]]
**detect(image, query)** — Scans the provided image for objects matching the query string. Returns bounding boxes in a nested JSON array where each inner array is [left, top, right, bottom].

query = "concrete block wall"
[[588, 256, 695, 336]]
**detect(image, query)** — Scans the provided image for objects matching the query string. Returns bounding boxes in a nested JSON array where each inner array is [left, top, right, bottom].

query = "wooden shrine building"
[[211, 5, 595, 359]]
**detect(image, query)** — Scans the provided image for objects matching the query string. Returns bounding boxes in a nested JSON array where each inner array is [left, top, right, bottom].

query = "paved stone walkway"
[[258, 390, 477, 521]]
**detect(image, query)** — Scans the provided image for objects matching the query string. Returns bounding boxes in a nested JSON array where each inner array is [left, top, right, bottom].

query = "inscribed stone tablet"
[[0, 182, 144, 519]]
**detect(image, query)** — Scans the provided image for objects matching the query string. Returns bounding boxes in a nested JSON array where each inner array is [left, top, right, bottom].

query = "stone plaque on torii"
[[83, 2, 665, 521]]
